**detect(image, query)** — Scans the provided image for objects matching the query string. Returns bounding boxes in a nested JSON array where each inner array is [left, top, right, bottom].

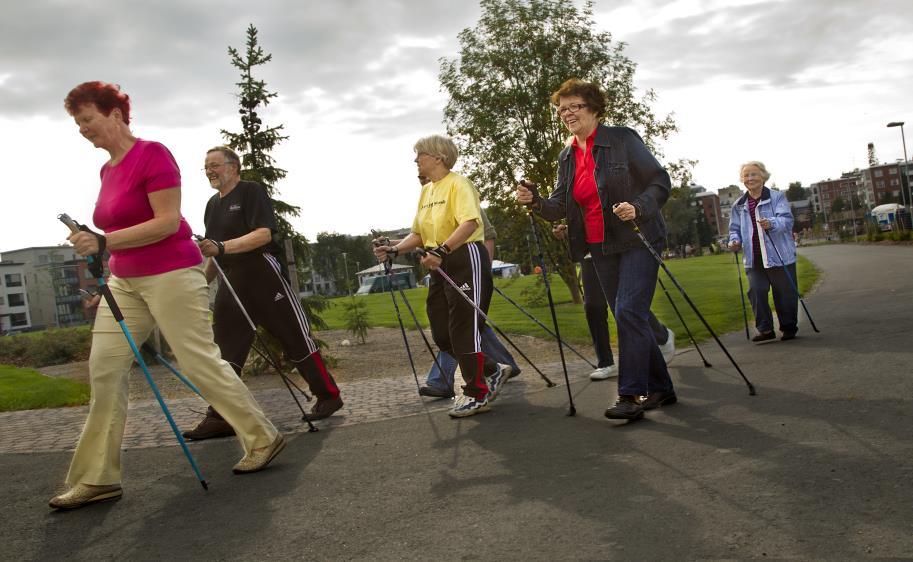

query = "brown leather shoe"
[[182, 415, 236, 440], [310, 397, 343, 420], [49, 483, 122, 510], [233, 434, 287, 474]]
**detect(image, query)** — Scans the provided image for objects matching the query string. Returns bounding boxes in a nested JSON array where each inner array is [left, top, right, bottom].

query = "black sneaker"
[[780, 329, 798, 341], [182, 415, 236, 440], [605, 395, 644, 420], [418, 386, 455, 399], [752, 331, 776, 343], [642, 391, 677, 411]]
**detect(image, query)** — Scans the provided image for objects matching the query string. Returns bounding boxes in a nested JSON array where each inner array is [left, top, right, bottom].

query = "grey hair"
[[740, 160, 770, 181], [207, 145, 242, 172]]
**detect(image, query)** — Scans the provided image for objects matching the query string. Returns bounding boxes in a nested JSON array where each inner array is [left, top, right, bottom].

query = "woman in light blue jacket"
[[728, 161, 799, 342]]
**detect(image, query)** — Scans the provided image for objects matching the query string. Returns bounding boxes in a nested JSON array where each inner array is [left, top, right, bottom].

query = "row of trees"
[[225, 1, 732, 304]]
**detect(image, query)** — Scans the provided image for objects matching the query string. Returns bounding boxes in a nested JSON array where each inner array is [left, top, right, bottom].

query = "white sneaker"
[[485, 363, 512, 402], [448, 394, 491, 418], [659, 327, 675, 365], [589, 364, 618, 380]]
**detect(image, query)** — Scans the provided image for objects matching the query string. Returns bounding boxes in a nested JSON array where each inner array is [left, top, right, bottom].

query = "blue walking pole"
[[761, 229, 820, 333], [60, 214, 208, 490], [140, 343, 203, 396]]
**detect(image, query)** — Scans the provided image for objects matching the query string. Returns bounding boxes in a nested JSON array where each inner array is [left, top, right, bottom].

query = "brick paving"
[[0, 359, 595, 454]]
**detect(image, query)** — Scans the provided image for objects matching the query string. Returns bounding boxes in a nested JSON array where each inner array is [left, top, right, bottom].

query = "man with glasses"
[[182, 146, 343, 440]]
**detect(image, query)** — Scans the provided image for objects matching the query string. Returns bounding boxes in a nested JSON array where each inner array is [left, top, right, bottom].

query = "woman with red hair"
[[49, 82, 285, 510]]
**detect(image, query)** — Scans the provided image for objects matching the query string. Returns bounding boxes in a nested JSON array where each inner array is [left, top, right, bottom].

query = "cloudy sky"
[[2, 0, 911, 252]]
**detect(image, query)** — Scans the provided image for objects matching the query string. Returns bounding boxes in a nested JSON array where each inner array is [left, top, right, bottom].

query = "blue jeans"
[[425, 325, 520, 390], [588, 244, 674, 396], [581, 256, 669, 369]]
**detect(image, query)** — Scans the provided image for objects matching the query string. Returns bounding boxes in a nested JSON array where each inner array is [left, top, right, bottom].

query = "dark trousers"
[[587, 244, 674, 396], [581, 255, 670, 369], [427, 242, 497, 399], [212, 253, 340, 402], [746, 262, 799, 334]]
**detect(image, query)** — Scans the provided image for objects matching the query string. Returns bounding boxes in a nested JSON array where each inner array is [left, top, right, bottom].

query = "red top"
[[92, 139, 202, 278], [571, 129, 604, 243]]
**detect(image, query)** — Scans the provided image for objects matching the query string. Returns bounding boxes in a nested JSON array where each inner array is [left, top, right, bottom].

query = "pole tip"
[[201, 480, 209, 491], [748, 384, 757, 396], [566, 407, 576, 417]]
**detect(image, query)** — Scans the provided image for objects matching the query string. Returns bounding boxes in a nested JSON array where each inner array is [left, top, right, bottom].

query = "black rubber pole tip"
[[703, 361, 712, 367], [547, 382, 557, 388], [566, 407, 576, 417], [307, 425, 319, 432], [200, 481, 209, 491], [748, 384, 757, 396]]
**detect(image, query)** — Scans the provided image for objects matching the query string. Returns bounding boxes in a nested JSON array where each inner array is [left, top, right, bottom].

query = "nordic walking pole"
[[520, 180, 574, 416], [140, 343, 203, 396], [655, 276, 712, 368], [194, 237, 318, 432], [413, 249, 554, 386], [371, 231, 450, 395], [58, 214, 209, 490], [492, 285, 596, 369], [616, 211, 756, 396], [734, 250, 750, 339], [761, 229, 820, 333]]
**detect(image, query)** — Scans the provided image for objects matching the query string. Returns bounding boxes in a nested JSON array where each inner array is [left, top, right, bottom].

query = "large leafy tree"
[[440, 0, 678, 302], [221, 24, 306, 258]]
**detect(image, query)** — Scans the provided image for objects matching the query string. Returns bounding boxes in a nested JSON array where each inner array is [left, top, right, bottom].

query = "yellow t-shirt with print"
[[411, 172, 484, 247]]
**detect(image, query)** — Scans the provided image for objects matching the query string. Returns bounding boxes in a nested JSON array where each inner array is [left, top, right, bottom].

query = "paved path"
[[0, 359, 592, 453], [2, 244, 912, 560]]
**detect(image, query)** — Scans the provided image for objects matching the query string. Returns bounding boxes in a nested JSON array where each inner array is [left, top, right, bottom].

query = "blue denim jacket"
[[729, 186, 795, 268]]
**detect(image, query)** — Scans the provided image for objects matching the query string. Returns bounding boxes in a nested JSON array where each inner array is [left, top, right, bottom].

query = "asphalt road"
[[2, 244, 912, 560]]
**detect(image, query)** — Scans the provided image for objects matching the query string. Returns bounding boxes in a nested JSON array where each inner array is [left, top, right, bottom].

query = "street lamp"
[[887, 121, 910, 221], [341, 252, 350, 296]]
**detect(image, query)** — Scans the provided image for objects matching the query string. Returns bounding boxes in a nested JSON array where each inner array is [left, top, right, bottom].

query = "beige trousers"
[[65, 265, 278, 486]]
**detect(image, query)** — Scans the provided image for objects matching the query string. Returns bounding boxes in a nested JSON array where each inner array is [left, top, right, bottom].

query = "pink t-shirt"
[[92, 139, 202, 277]]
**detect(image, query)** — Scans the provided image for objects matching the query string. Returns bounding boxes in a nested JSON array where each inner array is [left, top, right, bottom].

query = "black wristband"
[[438, 243, 452, 255], [388, 246, 399, 258], [215, 240, 225, 256], [427, 248, 444, 260]]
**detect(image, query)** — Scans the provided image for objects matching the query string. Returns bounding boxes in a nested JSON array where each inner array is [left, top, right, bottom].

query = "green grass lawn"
[[0, 365, 90, 412], [321, 253, 820, 347]]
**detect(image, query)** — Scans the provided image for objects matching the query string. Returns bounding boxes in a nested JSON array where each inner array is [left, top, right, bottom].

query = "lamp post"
[[888, 121, 910, 226], [342, 252, 351, 296]]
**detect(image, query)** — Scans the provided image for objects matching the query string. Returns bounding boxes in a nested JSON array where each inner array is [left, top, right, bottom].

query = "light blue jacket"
[[729, 186, 795, 269]]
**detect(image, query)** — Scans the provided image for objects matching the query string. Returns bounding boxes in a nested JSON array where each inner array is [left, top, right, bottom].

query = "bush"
[[342, 297, 371, 344], [0, 327, 92, 368]]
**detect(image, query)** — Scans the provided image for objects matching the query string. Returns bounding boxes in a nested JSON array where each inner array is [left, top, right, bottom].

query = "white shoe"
[[485, 364, 511, 402], [448, 394, 491, 418], [589, 364, 618, 380], [659, 327, 675, 365]]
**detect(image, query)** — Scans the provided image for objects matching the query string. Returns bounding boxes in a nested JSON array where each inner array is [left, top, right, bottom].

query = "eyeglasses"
[[203, 162, 227, 172], [555, 103, 588, 117]]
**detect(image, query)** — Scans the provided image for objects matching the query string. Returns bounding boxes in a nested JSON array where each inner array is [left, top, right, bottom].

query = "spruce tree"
[[221, 24, 306, 257]]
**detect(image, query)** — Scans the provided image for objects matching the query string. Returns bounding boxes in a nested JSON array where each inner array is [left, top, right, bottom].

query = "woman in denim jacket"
[[517, 78, 675, 421], [728, 161, 798, 342]]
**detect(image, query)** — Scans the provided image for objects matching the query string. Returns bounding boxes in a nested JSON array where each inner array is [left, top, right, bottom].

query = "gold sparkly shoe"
[[232, 434, 286, 474], [49, 483, 122, 510]]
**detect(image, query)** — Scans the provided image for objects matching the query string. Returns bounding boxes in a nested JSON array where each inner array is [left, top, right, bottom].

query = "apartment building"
[[0, 262, 31, 333]]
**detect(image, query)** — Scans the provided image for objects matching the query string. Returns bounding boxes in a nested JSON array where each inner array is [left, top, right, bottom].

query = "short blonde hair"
[[740, 160, 770, 181], [413, 135, 459, 170]]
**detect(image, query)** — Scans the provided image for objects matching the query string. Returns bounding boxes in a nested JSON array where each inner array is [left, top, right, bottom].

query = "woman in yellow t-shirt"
[[374, 135, 510, 418]]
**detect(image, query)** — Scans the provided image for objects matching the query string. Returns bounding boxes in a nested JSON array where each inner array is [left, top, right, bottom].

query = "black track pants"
[[212, 253, 340, 401], [426, 242, 497, 399]]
